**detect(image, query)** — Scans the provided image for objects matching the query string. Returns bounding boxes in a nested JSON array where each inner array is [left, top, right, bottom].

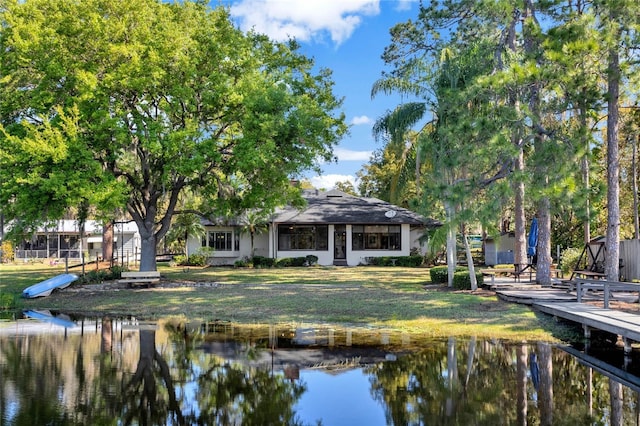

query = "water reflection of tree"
[[118, 328, 185, 424], [170, 322, 308, 425], [113, 324, 307, 425], [5, 326, 640, 424], [365, 339, 631, 425], [0, 336, 68, 424]]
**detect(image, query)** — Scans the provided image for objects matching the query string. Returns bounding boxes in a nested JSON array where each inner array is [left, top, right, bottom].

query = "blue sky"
[[220, 0, 421, 190]]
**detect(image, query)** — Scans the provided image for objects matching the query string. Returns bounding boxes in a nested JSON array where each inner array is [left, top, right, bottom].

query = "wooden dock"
[[534, 302, 640, 353]]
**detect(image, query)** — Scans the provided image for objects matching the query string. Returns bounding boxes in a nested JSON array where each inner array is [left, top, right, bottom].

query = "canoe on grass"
[[22, 273, 79, 298]]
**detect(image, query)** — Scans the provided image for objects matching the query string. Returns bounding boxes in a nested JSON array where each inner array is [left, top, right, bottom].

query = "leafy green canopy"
[[0, 0, 347, 268]]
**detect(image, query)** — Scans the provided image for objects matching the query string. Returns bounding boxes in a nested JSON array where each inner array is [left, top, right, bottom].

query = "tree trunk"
[[537, 197, 552, 285], [101, 317, 113, 354], [184, 231, 189, 262], [538, 342, 553, 426], [516, 344, 528, 426], [102, 222, 114, 265], [580, 106, 591, 244], [445, 201, 456, 288], [610, 378, 623, 426], [505, 9, 527, 271], [462, 231, 477, 291], [139, 224, 158, 272], [605, 10, 621, 281], [633, 134, 639, 239], [514, 148, 527, 270]]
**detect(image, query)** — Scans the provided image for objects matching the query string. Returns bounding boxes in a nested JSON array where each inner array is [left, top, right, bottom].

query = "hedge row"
[[366, 256, 423, 267], [429, 266, 467, 283], [235, 255, 319, 268], [430, 265, 484, 289], [453, 271, 484, 290]]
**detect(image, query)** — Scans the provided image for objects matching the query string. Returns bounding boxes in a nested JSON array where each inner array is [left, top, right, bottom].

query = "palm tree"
[[238, 211, 269, 257], [167, 213, 205, 263]]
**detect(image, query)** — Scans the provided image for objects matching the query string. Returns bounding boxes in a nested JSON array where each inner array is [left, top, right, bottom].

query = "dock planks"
[[534, 302, 640, 353]]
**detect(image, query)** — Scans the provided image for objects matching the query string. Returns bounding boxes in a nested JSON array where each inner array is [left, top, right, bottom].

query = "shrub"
[[109, 265, 126, 279], [366, 256, 423, 267], [560, 247, 585, 275], [187, 254, 208, 266], [430, 265, 467, 283], [305, 255, 319, 266], [276, 257, 292, 267], [453, 271, 484, 290], [276, 257, 307, 267], [0, 241, 14, 263], [234, 259, 251, 268], [173, 254, 207, 266], [79, 269, 108, 285], [252, 256, 276, 268], [292, 257, 307, 267], [397, 256, 423, 267], [0, 291, 19, 309]]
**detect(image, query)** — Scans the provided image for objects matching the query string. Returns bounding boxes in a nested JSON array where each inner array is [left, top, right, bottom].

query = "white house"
[[12, 219, 141, 263], [187, 189, 438, 266]]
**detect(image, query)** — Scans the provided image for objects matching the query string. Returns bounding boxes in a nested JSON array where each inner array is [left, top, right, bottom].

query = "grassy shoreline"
[[0, 263, 579, 341]]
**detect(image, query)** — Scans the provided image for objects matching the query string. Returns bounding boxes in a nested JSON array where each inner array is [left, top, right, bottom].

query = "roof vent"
[[385, 210, 397, 218]]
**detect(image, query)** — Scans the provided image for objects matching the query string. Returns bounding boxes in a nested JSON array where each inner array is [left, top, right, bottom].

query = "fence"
[[620, 239, 640, 282]]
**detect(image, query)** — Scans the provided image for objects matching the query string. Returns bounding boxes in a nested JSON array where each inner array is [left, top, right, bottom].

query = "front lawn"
[[0, 263, 577, 341]]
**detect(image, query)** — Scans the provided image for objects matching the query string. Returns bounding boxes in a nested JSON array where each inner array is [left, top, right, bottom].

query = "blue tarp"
[[527, 217, 538, 257]]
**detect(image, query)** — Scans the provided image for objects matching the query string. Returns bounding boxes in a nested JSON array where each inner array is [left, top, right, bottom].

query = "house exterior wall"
[[12, 220, 140, 262], [193, 223, 420, 267], [186, 227, 253, 265], [349, 224, 412, 266]]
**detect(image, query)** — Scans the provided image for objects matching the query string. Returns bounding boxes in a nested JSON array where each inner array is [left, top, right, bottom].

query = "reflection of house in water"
[[197, 324, 407, 377]]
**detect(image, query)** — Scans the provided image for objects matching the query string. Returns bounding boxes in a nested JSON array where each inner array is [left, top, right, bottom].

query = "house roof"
[[271, 189, 439, 227]]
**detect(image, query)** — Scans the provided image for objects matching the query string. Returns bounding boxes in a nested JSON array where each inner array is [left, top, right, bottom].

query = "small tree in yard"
[[0, 0, 347, 272], [239, 211, 270, 257], [166, 213, 205, 264]]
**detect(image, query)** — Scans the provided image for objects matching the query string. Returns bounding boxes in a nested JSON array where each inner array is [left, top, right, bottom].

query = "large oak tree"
[[0, 0, 347, 270]]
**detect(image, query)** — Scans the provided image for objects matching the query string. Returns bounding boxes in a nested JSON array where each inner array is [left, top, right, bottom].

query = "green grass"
[[0, 262, 579, 341]]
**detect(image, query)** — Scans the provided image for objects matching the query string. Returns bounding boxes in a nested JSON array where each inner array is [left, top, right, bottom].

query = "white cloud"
[[351, 115, 373, 125], [309, 174, 357, 191], [334, 147, 373, 161], [395, 0, 417, 11], [230, 0, 380, 45]]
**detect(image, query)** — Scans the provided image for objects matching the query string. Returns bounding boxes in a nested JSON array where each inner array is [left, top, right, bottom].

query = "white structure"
[[13, 219, 141, 262], [187, 189, 438, 267]]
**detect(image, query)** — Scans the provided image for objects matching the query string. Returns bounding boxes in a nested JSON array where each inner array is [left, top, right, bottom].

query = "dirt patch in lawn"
[[67, 279, 221, 292]]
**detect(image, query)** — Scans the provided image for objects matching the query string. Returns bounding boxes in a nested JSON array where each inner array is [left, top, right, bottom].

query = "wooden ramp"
[[534, 302, 640, 353], [496, 288, 578, 305]]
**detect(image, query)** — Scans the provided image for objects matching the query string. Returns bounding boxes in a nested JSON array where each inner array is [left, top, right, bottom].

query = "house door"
[[334, 225, 346, 260]]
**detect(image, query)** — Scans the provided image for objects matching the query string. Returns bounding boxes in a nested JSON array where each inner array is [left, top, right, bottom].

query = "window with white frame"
[[352, 225, 401, 250], [201, 230, 239, 251]]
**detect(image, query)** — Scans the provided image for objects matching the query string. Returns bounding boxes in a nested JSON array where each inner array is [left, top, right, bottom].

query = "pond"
[[1, 311, 640, 425]]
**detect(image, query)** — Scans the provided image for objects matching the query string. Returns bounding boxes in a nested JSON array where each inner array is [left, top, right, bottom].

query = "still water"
[[1, 312, 640, 425]]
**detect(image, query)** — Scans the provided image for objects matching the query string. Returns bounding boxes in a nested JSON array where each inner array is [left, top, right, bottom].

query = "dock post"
[[623, 336, 632, 354], [583, 324, 591, 339]]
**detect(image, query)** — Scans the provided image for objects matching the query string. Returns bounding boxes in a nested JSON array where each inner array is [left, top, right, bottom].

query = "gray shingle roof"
[[271, 189, 439, 227]]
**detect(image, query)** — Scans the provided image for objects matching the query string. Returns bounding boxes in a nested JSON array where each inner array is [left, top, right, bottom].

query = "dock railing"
[[575, 278, 640, 308]]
